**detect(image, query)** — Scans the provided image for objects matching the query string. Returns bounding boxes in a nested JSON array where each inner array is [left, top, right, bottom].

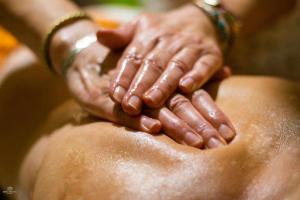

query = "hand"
[[147, 89, 236, 149], [65, 66, 235, 149], [97, 4, 224, 116], [49, 20, 235, 148], [49, 20, 161, 134]]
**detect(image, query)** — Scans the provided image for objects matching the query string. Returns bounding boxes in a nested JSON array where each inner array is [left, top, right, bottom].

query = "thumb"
[[97, 20, 137, 50]]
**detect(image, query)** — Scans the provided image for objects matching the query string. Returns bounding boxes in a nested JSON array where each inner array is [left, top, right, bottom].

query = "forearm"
[[0, 0, 91, 57], [222, 0, 297, 33]]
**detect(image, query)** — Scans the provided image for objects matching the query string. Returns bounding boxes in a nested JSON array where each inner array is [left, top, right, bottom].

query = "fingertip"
[[150, 121, 162, 134], [111, 85, 126, 103], [121, 95, 142, 116], [207, 137, 226, 149], [183, 132, 204, 149], [143, 88, 164, 108], [141, 117, 162, 134], [179, 77, 196, 93], [218, 124, 236, 142]]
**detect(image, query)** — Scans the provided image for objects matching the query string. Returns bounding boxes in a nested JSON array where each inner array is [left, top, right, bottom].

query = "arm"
[[0, 0, 99, 70], [96, 0, 297, 114], [178, 0, 297, 33], [0, 0, 164, 134], [0, 0, 80, 56], [222, 0, 297, 33], [0, 0, 234, 148], [95, 0, 295, 144]]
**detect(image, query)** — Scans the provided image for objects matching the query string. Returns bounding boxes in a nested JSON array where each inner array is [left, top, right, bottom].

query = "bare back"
[[20, 76, 300, 200]]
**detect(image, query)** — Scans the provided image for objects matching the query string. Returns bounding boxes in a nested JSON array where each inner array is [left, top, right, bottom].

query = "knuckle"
[[210, 110, 223, 119], [143, 57, 165, 74], [124, 52, 143, 65], [192, 89, 207, 101], [200, 59, 214, 70], [189, 35, 203, 44], [194, 123, 212, 134], [208, 110, 225, 122], [200, 127, 219, 139], [185, 44, 202, 52], [189, 37, 204, 46], [157, 33, 173, 42], [168, 95, 189, 112], [169, 121, 187, 140], [163, 81, 175, 92], [169, 59, 189, 74]]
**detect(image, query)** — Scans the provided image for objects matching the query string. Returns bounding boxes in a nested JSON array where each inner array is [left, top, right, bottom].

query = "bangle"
[[61, 34, 97, 77], [193, 0, 241, 50], [43, 12, 91, 73]]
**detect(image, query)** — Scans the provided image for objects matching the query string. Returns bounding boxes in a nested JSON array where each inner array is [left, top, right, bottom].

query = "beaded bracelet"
[[42, 12, 91, 73], [193, 0, 241, 51]]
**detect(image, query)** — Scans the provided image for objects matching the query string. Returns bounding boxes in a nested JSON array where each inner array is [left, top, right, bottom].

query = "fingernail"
[[207, 137, 225, 149], [184, 132, 203, 147], [141, 117, 161, 134], [180, 78, 195, 92], [144, 89, 164, 107], [113, 86, 126, 103], [219, 124, 235, 141], [127, 95, 142, 114]]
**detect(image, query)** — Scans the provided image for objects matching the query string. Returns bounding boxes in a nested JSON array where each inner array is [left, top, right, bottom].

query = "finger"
[[167, 94, 226, 149], [145, 108, 203, 148], [110, 38, 157, 103], [68, 68, 162, 134], [211, 66, 232, 82], [121, 38, 178, 115], [191, 90, 236, 142], [143, 47, 200, 108], [110, 104, 162, 134], [97, 19, 137, 50], [179, 52, 223, 93]]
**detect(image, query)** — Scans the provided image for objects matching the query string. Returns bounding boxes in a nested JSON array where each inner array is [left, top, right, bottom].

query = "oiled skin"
[[20, 76, 300, 200]]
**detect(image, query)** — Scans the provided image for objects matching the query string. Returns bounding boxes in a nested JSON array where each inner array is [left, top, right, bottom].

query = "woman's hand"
[[147, 89, 236, 149], [65, 64, 235, 148], [97, 4, 224, 116], [49, 20, 235, 149], [49, 20, 162, 134]]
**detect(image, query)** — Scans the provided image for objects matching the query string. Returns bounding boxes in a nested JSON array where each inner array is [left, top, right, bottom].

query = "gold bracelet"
[[43, 12, 91, 73]]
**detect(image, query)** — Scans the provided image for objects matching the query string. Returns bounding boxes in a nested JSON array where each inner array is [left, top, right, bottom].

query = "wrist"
[[49, 19, 99, 75], [179, 4, 220, 41], [192, 0, 240, 50]]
